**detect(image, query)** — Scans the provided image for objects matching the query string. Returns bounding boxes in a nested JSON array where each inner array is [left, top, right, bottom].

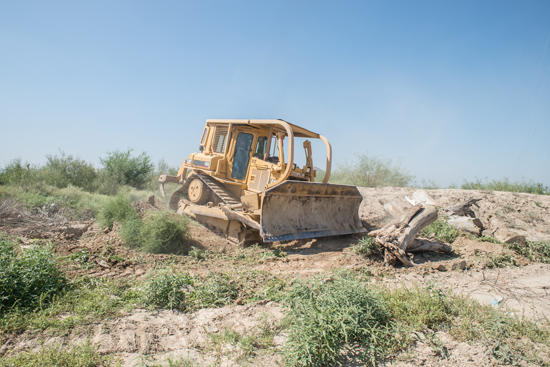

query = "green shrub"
[[330, 153, 415, 187], [282, 274, 390, 366], [191, 272, 238, 309], [352, 236, 379, 257], [96, 195, 139, 228], [120, 211, 190, 254], [0, 237, 65, 312], [139, 211, 190, 254], [0, 341, 115, 367], [0, 154, 97, 193], [141, 269, 194, 310], [420, 217, 460, 243], [99, 148, 154, 189], [462, 178, 549, 195]]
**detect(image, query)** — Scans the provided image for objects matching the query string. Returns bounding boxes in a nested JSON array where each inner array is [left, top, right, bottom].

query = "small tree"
[[44, 151, 97, 192], [331, 153, 415, 188], [99, 148, 153, 189]]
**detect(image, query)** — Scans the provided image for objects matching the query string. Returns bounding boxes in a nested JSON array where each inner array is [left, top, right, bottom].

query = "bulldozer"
[[159, 119, 366, 243]]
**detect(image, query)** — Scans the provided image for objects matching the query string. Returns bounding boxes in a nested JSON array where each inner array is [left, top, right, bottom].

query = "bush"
[[99, 148, 153, 189], [330, 153, 415, 187], [119, 210, 190, 254], [43, 151, 97, 192], [141, 269, 194, 310], [420, 217, 460, 244], [0, 237, 65, 312], [283, 274, 390, 366], [139, 211, 190, 254], [0, 158, 39, 188], [96, 195, 140, 228], [462, 178, 549, 195]]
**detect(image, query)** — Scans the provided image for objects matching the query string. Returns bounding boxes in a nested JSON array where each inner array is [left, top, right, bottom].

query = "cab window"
[[254, 136, 268, 158], [231, 133, 254, 180]]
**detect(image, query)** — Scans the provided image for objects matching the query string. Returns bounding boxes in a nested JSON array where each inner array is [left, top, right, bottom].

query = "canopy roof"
[[205, 119, 320, 139]]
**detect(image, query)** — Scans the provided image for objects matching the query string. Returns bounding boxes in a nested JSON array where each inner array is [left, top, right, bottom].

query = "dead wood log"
[[444, 198, 482, 217], [369, 204, 438, 267]]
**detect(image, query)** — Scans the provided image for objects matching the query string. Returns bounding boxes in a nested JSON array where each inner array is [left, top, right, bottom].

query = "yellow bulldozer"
[[159, 119, 365, 243]]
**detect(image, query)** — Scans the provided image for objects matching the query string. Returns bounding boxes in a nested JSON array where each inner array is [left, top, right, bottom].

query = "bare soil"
[[1, 188, 550, 366]]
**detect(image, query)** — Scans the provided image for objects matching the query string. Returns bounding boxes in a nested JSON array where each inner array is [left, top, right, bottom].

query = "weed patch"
[[141, 269, 193, 310], [486, 252, 517, 268], [506, 240, 550, 263], [421, 217, 460, 244], [0, 276, 137, 334], [0, 341, 117, 367], [191, 272, 238, 309]]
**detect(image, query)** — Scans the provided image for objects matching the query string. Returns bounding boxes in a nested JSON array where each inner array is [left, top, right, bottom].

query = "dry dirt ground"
[[1, 188, 550, 366]]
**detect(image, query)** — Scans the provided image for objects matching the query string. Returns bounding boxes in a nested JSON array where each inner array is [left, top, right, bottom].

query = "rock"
[[62, 222, 90, 237], [494, 229, 526, 246], [435, 264, 447, 272], [447, 216, 483, 236], [412, 190, 439, 206], [452, 260, 467, 270], [147, 194, 156, 206]]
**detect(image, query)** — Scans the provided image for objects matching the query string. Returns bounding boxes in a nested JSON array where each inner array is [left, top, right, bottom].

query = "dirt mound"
[[357, 187, 550, 241]]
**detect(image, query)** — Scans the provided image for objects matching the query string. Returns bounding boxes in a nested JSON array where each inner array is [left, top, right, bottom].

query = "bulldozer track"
[[196, 172, 241, 208], [169, 172, 241, 211]]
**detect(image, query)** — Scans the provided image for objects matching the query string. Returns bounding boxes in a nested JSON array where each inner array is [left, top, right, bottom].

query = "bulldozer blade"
[[260, 181, 366, 242]]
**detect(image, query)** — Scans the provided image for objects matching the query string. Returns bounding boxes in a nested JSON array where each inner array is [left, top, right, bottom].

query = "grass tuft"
[[352, 236, 379, 257]]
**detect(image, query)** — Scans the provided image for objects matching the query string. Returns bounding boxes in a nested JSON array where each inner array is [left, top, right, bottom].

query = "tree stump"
[[369, 204, 439, 266]]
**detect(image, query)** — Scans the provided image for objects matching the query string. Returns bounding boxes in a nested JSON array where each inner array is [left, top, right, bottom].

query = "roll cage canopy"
[[205, 119, 320, 138], [204, 119, 332, 183]]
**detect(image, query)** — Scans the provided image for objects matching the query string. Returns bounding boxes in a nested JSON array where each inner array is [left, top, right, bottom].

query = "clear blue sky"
[[1, 0, 549, 187]]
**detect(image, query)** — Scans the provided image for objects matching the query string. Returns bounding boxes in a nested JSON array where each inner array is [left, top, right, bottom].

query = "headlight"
[[204, 162, 210, 167], [185, 159, 192, 165]]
